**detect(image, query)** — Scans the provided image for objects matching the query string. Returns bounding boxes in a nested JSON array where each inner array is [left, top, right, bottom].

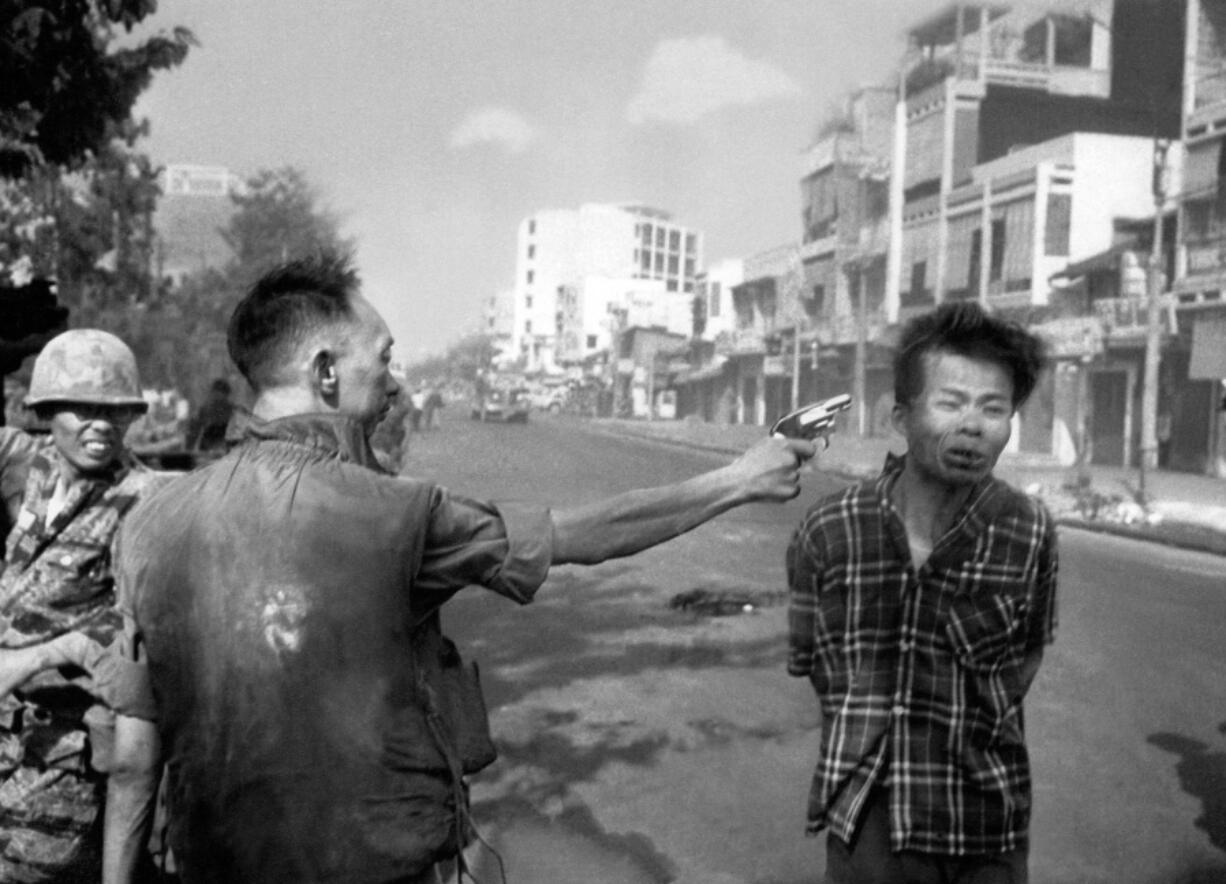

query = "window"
[[909, 261, 927, 300], [641, 251, 651, 270], [525, 320, 532, 334], [526, 270, 534, 284], [683, 281, 693, 292], [668, 255, 679, 274], [525, 294, 533, 309], [709, 282, 721, 317], [654, 253, 664, 272], [989, 218, 1006, 282], [641, 224, 653, 245], [684, 257, 695, 276], [656, 228, 666, 247], [812, 284, 826, 312], [686, 232, 696, 253], [666, 279, 678, 291], [1044, 193, 1071, 255], [528, 219, 536, 234], [968, 229, 982, 294], [586, 334, 598, 348], [669, 230, 680, 251], [527, 244, 535, 259]]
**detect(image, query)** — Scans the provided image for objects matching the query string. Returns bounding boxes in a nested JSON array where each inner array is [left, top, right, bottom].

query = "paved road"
[[404, 414, 1226, 884]]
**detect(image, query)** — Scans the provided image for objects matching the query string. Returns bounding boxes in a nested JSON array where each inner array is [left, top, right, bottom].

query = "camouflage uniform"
[[0, 428, 164, 882]]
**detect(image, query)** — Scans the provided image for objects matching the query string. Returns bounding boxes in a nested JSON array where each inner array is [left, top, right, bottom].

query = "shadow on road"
[[1148, 723, 1226, 855]]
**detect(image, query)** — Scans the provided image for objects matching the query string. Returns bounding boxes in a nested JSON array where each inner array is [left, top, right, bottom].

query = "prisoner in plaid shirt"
[[788, 302, 1056, 884]]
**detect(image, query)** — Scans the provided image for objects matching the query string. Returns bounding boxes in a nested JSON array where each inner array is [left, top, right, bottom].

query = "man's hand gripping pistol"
[[769, 394, 853, 449]]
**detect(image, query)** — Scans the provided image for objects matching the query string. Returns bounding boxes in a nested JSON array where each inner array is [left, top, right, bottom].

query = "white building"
[[695, 258, 744, 341], [903, 132, 1167, 315], [506, 203, 703, 371]]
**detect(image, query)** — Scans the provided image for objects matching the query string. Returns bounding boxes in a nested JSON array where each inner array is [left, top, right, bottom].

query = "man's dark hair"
[[227, 251, 360, 389], [893, 301, 1047, 410]]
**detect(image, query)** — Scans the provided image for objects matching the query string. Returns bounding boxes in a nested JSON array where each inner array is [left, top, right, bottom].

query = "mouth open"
[[81, 439, 114, 458], [944, 446, 987, 471]]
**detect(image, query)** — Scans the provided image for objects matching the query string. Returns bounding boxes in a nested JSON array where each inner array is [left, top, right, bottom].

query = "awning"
[[674, 356, 728, 385]]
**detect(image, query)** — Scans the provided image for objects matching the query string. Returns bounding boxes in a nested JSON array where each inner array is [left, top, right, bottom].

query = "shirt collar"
[[876, 451, 1010, 566], [241, 412, 381, 469]]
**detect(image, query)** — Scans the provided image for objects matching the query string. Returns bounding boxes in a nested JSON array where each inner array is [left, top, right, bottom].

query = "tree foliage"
[[1, 0, 194, 173], [140, 166, 353, 403], [407, 332, 497, 383]]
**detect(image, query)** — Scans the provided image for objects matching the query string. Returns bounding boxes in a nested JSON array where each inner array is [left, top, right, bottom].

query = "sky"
[[132, 0, 950, 363]]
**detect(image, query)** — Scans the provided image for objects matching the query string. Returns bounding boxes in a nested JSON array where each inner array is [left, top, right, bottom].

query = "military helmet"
[[25, 329, 148, 411]]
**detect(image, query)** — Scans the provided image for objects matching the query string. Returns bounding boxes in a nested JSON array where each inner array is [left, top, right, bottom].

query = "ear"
[[311, 349, 338, 398], [890, 400, 909, 438]]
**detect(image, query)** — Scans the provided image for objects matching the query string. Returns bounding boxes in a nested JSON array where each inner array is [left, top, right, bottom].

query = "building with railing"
[[1172, 0, 1226, 475]]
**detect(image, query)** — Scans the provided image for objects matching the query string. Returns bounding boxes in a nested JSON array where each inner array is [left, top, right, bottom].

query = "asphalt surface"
[[404, 413, 1226, 884]]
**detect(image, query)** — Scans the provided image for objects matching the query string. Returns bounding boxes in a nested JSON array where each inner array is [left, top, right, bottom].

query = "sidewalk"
[[578, 415, 1226, 557]]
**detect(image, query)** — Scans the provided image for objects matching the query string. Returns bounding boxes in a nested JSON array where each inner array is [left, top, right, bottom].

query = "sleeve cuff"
[[490, 501, 554, 604]]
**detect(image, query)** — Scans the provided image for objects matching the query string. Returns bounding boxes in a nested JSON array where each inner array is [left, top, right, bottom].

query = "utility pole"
[[1139, 138, 1170, 496]]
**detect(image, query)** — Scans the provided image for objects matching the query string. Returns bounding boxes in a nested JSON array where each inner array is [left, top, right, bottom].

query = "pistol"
[[770, 394, 853, 446]]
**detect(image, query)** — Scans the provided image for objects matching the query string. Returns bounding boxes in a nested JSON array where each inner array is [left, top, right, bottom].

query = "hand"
[[726, 435, 817, 502], [0, 632, 92, 700]]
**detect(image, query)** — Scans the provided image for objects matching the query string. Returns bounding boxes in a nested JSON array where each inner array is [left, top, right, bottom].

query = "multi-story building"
[[154, 164, 243, 285], [554, 275, 688, 366], [799, 86, 897, 435], [1173, 0, 1226, 475], [884, 0, 1189, 466], [506, 203, 703, 371], [893, 0, 1183, 318]]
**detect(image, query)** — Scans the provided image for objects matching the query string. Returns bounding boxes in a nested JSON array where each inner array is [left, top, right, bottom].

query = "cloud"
[[449, 107, 538, 153], [626, 35, 801, 125]]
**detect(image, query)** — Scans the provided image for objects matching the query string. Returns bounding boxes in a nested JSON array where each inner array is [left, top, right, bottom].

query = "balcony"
[[825, 308, 890, 346]]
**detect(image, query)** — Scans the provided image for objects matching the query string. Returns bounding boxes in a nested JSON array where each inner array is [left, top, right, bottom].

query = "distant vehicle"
[[471, 387, 530, 423], [526, 384, 569, 415]]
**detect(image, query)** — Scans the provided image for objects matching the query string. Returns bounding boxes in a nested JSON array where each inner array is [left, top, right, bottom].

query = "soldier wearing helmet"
[[0, 329, 171, 883]]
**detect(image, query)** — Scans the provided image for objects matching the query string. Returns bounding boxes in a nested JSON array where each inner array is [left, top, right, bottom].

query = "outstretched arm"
[[551, 435, 815, 565]]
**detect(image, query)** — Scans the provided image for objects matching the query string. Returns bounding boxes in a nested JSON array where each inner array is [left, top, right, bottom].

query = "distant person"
[[189, 379, 236, 453], [422, 386, 444, 430], [408, 385, 425, 432], [104, 251, 815, 883], [787, 301, 1056, 884]]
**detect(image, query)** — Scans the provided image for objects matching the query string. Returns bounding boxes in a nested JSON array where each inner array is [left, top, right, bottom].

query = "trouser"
[[825, 788, 1028, 884], [0, 764, 103, 883]]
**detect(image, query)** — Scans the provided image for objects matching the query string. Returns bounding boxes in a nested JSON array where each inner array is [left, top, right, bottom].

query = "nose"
[[957, 409, 985, 436]]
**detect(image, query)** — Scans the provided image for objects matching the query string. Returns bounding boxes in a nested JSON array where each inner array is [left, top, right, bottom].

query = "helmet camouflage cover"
[[25, 329, 148, 411]]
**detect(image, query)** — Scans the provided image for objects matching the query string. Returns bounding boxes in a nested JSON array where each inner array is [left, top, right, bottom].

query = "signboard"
[[1034, 317, 1104, 360], [763, 355, 788, 377]]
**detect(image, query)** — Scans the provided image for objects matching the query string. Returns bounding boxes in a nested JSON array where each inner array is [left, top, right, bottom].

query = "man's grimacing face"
[[48, 403, 141, 479], [893, 349, 1015, 488], [332, 294, 400, 434]]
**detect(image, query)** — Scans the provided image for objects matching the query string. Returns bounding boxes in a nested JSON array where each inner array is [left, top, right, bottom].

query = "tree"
[[0, 1, 191, 414], [223, 167, 353, 281], [406, 333, 496, 384], [1, 1, 194, 175], [143, 166, 353, 404]]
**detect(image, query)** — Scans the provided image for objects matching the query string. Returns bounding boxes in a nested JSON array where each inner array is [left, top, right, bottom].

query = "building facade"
[[154, 164, 243, 285], [505, 203, 703, 372]]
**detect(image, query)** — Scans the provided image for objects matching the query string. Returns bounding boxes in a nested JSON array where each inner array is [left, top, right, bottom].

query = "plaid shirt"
[[787, 454, 1057, 855]]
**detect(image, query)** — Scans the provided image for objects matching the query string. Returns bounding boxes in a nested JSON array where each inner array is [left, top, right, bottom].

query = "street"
[[405, 413, 1226, 884]]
